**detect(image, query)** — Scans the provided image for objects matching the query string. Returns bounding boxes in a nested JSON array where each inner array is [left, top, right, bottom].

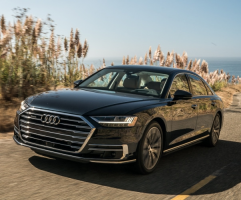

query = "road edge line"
[[171, 175, 216, 200]]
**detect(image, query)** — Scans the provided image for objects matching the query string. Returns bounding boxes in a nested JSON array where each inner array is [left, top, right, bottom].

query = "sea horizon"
[[83, 57, 241, 77]]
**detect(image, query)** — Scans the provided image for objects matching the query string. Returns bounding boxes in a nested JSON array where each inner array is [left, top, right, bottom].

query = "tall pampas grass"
[[74, 29, 79, 46], [134, 55, 137, 65], [159, 51, 165, 66], [117, 45, 239, 91], [149, 46, 151, 59], [187, 60, 192, 70], [76, 41, 82, 58], [1, 15, 7, 35], [181, 51, 188, 68], [82, 39, 88, 58], [0, 28, 12, 48], [48, 29, 55, 56], [153, 50, 158, 62], [144, 53, 147, 65], [138, 57, 143, 65], [0, 11, 93, 100], [0, 9, 240, 100], [165, 51, 174, 67], [122, 56, 125, 65], [56, 36, 62, 58], [175, 54, 184, 69], [64, 37, 68, 52], [126, 55, 129, 65], [200, 60, 209, 73], [34, 19, 42, 38]]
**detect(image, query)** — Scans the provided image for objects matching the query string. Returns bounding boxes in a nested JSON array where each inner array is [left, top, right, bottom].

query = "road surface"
[[1, 94, 241, 200]]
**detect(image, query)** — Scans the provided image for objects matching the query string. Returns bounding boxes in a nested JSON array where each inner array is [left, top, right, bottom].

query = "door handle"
[[211, 102, 216, 106], [191, 104, 197, 109]]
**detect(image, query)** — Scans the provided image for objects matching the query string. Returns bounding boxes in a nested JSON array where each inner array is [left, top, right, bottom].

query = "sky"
[[0, 0, 241, 59]]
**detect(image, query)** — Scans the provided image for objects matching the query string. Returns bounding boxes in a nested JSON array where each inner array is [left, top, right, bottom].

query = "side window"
[[189, 74, 207, 96], [118, 74, 127, 87], [204, 83, 213, 95], [169, 74, 190, 98]]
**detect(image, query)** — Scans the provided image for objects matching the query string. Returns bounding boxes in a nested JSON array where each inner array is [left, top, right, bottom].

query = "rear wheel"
[[136, 121, 163, 174], [204, 113, 221, 147]]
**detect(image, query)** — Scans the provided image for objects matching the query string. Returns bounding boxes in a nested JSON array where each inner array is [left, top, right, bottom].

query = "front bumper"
[[13, 134, 136, 164], [13, 107, 140, 164]]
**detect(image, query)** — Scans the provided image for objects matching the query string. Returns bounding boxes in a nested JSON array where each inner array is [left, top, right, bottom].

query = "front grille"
[[19, 108, 94, 153]]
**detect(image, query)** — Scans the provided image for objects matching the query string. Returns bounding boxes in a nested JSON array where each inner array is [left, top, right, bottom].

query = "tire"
[[203, 113, 221, 147], [135, 121, 163, 174]]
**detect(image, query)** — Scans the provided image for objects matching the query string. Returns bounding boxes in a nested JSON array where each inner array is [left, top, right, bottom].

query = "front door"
[[188, 74, 214, 134], [168, 74, 198, 146]]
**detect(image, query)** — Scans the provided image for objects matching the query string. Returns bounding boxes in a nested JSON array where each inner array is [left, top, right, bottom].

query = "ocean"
[[83, 57, 241, 77]]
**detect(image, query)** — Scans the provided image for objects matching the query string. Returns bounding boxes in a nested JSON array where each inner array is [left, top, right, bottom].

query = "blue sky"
[[1, 0, 241, 58]]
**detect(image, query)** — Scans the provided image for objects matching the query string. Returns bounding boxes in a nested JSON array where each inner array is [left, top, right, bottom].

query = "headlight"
[[19, 101, 29, 112], [91, 116, 138, 127]]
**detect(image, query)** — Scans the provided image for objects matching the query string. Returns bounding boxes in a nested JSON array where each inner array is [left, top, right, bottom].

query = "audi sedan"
[[13, 65, 224, 174]]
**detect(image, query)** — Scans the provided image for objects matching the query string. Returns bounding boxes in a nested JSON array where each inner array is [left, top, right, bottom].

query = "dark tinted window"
[[189, 74, 207, 96], [169, 74, 190, 98], [204, 82, 213, 95]]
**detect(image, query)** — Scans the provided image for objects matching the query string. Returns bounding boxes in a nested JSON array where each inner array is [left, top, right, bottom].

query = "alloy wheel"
[[212, 115, 221, 144], [142, 127, 162, 170]]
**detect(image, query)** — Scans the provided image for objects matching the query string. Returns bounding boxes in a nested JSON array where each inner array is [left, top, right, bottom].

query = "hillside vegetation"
[[1, 8, 241, 134]]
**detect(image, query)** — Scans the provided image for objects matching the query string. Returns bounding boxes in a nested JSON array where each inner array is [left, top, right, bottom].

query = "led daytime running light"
[[91, 116, 138, 127]]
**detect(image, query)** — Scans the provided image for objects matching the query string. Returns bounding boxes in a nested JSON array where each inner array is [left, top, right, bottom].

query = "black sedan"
[[13, 65, 224, 174]]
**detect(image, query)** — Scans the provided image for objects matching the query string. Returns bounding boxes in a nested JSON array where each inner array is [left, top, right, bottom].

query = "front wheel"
[[136, 121, 163, 174]]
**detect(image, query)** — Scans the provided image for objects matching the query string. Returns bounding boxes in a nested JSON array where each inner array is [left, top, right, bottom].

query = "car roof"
[[106, 65, 196, 75]]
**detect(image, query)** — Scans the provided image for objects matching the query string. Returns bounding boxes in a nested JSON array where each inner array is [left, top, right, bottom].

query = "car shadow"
[[29, 139, 241, 195]]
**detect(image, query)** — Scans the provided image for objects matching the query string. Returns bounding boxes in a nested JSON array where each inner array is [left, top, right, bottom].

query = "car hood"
[[26, 88, 161, 115]]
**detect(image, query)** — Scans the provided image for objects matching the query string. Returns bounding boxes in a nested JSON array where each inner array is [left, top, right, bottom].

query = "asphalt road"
[[1, 94, 241, 200]]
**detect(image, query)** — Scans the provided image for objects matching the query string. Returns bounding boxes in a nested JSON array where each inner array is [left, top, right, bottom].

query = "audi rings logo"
[[41, 114, 61, 125]]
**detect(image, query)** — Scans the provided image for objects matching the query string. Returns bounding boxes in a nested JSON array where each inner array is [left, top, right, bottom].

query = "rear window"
[[169, 74, 190, 98], [204, 82, 213, 95], [188, 74, 207, 96]]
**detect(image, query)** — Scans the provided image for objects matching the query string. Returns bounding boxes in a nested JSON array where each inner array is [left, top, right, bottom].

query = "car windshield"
[[78, 68, 169, 97]]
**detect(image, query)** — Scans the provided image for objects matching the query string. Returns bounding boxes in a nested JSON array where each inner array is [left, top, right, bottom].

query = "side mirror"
[[173, 90, 192, 100], [74, 79, 83, 87]]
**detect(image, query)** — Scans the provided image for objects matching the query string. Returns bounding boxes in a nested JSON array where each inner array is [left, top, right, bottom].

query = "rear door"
[[188, 74, 214, 134], [168, 74, 198, 146]]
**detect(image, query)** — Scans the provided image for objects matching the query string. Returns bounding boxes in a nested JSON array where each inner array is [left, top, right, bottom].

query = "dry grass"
[[0, 132, 13, 139], [0, 10, 93, 102], [0, 97, 21, 133], [215, 84, 241, 108]]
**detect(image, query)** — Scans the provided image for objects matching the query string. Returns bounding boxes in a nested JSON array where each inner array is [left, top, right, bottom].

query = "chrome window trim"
[[202, 79, 214, 95], [163, 135, 209, 153], [169, 129, 210, 145], [18, 107, 96, 154], [165, 72, 214, 99], [160, 77, 168, 96]]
